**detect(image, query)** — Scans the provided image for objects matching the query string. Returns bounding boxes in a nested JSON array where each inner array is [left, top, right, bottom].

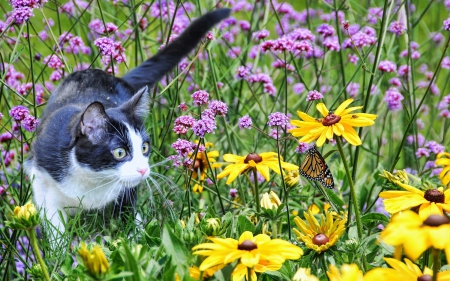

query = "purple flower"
[[238, 115, 252, 129], [236, 65, 250, 79], [407, 133, 425, 146], [0, 132, 14, 142], [384, 88, 404, 111], [316, 24, 335, 37], [22, 115, 39, 132], [171, 139, 196, 156], [293, 83, 305, 95], [239, 20, 251, 31], [415, 148, 430, 158], [192, 117, 216, 138], [229, 188, 238, 198], [346, 82, 360, 98], [191, 90, 209, 106], [252, 29, 270, 40], [443, 17, 450, 31], [295, 142, 311, 154], [272, 60, 294, 71], [425, 141, 445, 154], [9, 105, 29, 122], [209, 100, 228, 116], [425, 160, 436, 170], [348, 54, 359, 65], [442, 57, 450, 69], [440, 109, 450, 118], [367, 7, 383, 24], [389, 77, 402, 87], [306, 90, 323, 101], [267, 112, 289, 127], [94, 37, 126, 65], [43, 55, 64, 69], [397, 65, 411, 78], [378, 60, 397, 72], [351, 32, 377, 48], [173, 115, 196, 135], [8, 7, 33, 25], [227, 46, 242, 59], [292, 40, 312, 53], [288, 28, 315, 41], [0, 112, 3, 121], [323, 36, 340, 51], [389, 21, 406, 36]]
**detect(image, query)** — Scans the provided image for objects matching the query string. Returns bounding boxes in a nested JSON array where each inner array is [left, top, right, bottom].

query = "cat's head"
[[70, 86, 151, 187]]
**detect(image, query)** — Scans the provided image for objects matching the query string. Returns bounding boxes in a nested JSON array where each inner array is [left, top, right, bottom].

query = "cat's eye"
[[142, 142, 150, 154], [112, 147, 127, 160]]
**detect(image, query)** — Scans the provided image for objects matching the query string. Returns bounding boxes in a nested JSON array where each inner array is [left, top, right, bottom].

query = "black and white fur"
[[25, 9, 231, 231]]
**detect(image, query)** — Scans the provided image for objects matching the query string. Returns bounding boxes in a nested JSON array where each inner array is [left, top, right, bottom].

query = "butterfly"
[[299, 145, 334, 189]]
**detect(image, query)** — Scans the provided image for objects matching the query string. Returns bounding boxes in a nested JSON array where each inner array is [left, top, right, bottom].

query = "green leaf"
[[360, 213, 389, 227], [162, 224, 190, 279], [121, 242, 141, 281], [237, 215, 255, 234]]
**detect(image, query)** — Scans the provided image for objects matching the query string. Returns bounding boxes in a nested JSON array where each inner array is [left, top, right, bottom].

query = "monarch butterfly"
[[299, 145, 334, 189]]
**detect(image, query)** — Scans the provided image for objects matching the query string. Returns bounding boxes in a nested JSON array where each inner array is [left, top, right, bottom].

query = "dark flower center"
[[423, 214, 450, 227], [312, 233, 329, 246], [237, 239, 258, 251], [193, 159, 203, 170], [322, 113, 341, 126], [424, 189, 445, 204], [417, 274, 432, 281], [244, 153, 263, 164]]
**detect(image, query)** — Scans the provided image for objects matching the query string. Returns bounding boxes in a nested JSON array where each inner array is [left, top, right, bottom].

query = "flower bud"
[[6, 202, 40, 230], [78, 242, 110, 279], [260, 191, 281, 210]]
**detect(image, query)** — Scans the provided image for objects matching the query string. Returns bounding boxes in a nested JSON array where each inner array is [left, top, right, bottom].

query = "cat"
[[25, 8, 231, 232]]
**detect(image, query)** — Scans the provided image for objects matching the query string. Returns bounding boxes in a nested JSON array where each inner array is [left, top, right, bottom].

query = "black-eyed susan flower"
[[192, 231, 303, 281], [260, 191, 282, 210], [78, 242, 110, 279], [293, 209, 346, 253], [189, 264, 225, 280], [293, 268, 320, 281], [217, 152, 298, 184], [379, 211, 450, 261], [436, 152, 450, 187], [326, 264, 364, 281], [289, 98, 377, 147], [379, 180, 450, 220], [364, 257, 450, 280], [189, 142, 221, 193], [284, 169, 300, 187]]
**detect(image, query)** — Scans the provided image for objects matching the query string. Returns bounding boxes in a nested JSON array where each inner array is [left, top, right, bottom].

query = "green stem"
[[253, 169, 261, 213], [271, 219, 278, 239], [28, 228, 50, 281], [432, 248, 440, 281]]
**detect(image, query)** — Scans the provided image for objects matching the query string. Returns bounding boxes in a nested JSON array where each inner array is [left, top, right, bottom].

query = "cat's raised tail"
[[122, 8, 231, 91]]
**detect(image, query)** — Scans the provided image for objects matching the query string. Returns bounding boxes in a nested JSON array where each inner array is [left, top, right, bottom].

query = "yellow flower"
[[189, 264, 224, 280], [232, 259, 282, 281], [7, 202, 40, 230], [260, 191, 282, 210], [308, 203, 320, 215], [436, 152, 450, 187], [78, 242, 110, 278], [293, 268, 320, 281], [284, 170, 300, 187], [192, 231, 303, 280], [289, 98, 377, 147], [379, 211, 450, 261], [189, 143, 221, 193], [364, 257, 450, 281], [217, 152, 298, 184], [293, 209, 346, 253], [326, 264, 364, 281], [379, 181, 450, 220], [379, 169, 410, 184]]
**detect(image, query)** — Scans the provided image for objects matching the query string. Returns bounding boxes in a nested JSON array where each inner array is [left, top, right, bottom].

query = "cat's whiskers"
[[105, 120, 127, 143], [80, 176, 120, 197]]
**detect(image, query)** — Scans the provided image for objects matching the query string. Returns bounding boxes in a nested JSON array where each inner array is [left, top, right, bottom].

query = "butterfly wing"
[[299, 146, 334, 189]]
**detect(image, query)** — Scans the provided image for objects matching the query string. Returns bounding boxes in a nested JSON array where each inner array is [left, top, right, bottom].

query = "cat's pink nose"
[[137, 168, 148, 176]]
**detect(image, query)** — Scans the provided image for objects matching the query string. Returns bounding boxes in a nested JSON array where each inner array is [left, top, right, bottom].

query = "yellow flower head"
[[379, 180, 450, 220], [289, 98, 377, 147], [379, 211, 450, 261], [380, 169, 410, 184], [293, 268, 320, 281], [293, 209, 346, 253], [189, 143, 221, 193], [284, 169, 300, 187], [192, 231, 303, 280], [260, 191, 282, 210], [326, 264, 364, 281], [7, 202, 40, 230], [436, 152, 450, 187], [363, 258, 450, 281], [217, 152, 298, 185], [78, 242, 110, 278]]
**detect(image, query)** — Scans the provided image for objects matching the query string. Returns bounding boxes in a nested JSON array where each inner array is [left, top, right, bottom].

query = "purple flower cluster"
[[173, 115, 196, 135], [384, 88, 404, 111], [246, 73, 277, 96], [94, 37, 126, 70], [267, 112, 289, 127], [8, 106, 39, 132], [191, 90, 210, 106], [378, 60, 397, 73], [7, 0, 46, 25], [238, 115, 252, 130], [389, 21, 406, 36], [306, 90, 323, 101], [295, 142, 311, 154], [171, 139, 196, 157], [346, 82, 360, 98]]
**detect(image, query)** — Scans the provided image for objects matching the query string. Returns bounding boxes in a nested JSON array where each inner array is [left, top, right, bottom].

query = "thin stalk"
[[271, 219, 278, 238], [28, 229, 51, 281], [432, 248, 440, 281], [253, 169, 261, 213]]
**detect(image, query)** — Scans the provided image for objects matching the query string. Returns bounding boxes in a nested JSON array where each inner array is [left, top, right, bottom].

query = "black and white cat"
[[25, 8, 231, 231]]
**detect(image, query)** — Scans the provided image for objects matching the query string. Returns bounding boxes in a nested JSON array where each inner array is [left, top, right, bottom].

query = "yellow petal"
[[316, 103, 329, 117], [334, 99, 354, 115]]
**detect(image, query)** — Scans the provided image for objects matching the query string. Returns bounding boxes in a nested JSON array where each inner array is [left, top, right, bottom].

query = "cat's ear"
[[80, 102, 109, 144], [121, 86, 149, 117]]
